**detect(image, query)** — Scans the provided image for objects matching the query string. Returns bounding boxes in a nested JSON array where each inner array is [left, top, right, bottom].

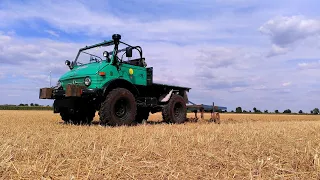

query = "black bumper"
[[53, 88, 103, 98], [39, 86, 103, 99], [39, 85, 103, 113]]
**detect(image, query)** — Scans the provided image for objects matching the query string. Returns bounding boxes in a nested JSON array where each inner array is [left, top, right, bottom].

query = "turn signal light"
[[99, 72, 106, 76]]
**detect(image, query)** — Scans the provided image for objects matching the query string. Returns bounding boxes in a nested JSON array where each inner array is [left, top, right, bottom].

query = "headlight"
[[103, 51, 109, 57], [84, 77, 91, 86]]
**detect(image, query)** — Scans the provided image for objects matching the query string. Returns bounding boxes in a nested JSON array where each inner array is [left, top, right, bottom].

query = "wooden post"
[[200, 107, 204, 119], [192, 110, 198, 119]]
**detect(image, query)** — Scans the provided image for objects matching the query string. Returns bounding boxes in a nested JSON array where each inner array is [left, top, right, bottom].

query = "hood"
[[59, 63, 102, 80]]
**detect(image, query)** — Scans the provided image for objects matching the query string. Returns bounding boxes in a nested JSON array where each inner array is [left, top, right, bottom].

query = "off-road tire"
[[99, 88, 137, 126], [81, 108, 96, 125], [60, 108, 95, 125], [60, 111, 71, 124], [162, 94, 187, 124], [135, 107, 150, 124]]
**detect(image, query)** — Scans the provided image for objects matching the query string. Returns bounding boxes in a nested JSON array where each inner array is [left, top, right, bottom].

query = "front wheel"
[[162, 94, 187, 124], [60, 108, 95, 125], [99, 88, 137, 126]]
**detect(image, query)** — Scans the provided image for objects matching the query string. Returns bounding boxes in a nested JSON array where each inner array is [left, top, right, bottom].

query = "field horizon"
[[1, 110, 320, 179]]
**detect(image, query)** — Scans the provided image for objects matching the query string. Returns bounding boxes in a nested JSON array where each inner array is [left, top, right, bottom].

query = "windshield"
[[75, 45, 114, 65], [74, 40, 142, 65]]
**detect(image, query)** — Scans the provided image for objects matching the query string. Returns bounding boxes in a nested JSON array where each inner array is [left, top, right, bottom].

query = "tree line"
[[231, 107, 320, 114], [0, 103, 53, 110], [1, 104, 320, 115]]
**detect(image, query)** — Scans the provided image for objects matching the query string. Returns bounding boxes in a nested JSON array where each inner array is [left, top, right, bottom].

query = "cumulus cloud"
[[1, 0, 320, 112], [260, 15, 320, 57], [266, 44, 290, 57], [0, 0, 216, 44], [260, 16, 320, 46]]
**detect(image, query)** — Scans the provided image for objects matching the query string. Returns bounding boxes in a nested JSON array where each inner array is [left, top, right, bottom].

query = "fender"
[[102, 78, 139, 97], [159, 89, 189, 103]]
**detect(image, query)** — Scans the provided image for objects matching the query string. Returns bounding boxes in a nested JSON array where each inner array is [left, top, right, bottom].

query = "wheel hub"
[[114, 99, 128, 118], [174, 102, 183, 118]]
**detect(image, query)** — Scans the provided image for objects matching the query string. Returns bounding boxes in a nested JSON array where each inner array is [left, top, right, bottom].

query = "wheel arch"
[[102, 78, 139, 97]]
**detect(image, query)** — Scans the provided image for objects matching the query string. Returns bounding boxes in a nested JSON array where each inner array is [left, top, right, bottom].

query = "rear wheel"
[[99, 88, 137, 126], [162, 94, 187, 124]]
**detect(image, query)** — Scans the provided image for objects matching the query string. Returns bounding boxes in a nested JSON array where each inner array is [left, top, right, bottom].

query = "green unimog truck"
[[39, 34, 191, 126]]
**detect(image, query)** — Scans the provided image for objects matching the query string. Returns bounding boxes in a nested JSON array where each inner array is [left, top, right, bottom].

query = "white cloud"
[[45, 30, 59, 37], [0, 0, 215, 43], [1, 0, 320, 112], [266, 44, 290, 57], [282, 82, 291, 87], [260, 15, 320, 56], [298, 60, 320, 70]]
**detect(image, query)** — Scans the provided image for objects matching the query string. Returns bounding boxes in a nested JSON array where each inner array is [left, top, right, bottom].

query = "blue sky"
[[1, 0, 320, 112]]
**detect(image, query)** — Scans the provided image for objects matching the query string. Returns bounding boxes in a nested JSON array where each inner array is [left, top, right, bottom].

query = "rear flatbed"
[[151, 82, 191, 91]]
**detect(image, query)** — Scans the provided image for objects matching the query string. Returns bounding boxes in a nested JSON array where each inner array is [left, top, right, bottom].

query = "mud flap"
[[160, 89, 173, 103], [182, 90, 188, 104]]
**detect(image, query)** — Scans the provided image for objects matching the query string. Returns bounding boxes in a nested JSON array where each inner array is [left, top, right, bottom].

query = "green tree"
[[313, 108, 319, 114], [299, 110, 303, 114], [264, 110, 268, 113], [30, 103, 34, 106], [275, 110, 279, 113], [253, 107, 257, 113], [236, 107, 242, 113], [283, 109, 291, 113]]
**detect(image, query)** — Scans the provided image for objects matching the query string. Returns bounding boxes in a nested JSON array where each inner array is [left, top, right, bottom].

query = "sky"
[[0, 0, 320, 112]]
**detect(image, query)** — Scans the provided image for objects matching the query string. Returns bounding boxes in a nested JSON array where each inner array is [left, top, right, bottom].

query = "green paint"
[[58, 39, 147, 90]]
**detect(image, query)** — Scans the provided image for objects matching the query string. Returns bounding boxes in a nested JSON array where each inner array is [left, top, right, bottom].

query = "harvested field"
[[1, 110, 320, 179]]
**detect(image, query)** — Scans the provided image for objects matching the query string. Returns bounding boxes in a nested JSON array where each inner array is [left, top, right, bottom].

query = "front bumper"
[[39, 84, 102, 99]]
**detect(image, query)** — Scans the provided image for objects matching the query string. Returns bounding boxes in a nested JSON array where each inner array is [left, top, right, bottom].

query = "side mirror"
[[126, 47, 132, 57]]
